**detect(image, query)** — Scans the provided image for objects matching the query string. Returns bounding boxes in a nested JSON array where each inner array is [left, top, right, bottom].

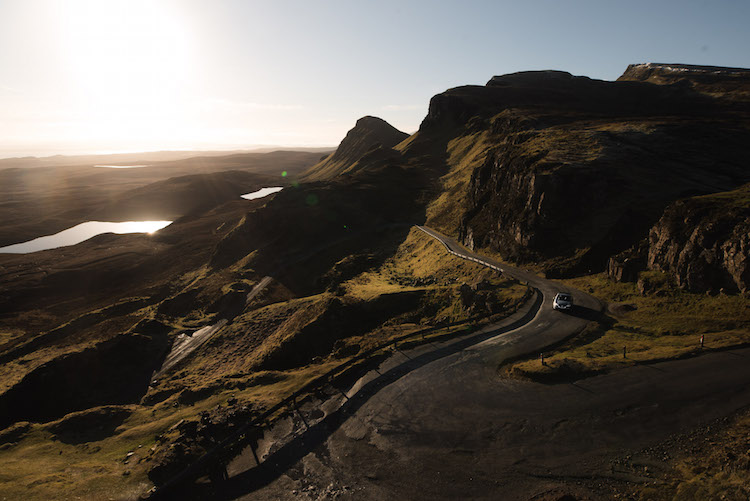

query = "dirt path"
[[246, 276, 272, 305]]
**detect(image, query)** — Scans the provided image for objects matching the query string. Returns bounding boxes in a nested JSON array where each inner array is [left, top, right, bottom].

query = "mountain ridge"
[[302, 116, 409, 181]]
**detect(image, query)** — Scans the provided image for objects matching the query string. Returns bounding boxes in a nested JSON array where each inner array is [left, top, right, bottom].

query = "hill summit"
[[618, 62, 750, 100], [302, 116, 408, 181]]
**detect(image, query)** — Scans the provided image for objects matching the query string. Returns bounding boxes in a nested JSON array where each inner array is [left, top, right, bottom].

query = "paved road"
[[205, 227, 602, 496], [414, 226, 602, 360], [202, 227, 750, 500]]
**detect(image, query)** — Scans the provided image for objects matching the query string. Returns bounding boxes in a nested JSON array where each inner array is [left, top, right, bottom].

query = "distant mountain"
[[0, 147, 335, 170], [93, 170, 281, 221], [234, 64, 750, 291], [0, 149, 327, 247], [302, 116, 408, 181]]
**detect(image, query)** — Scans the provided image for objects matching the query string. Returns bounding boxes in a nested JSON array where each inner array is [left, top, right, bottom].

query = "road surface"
[[193, 227, 750, 500]]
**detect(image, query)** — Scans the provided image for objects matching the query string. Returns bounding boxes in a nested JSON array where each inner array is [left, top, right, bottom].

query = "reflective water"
[[0, 221, 172, 254], [241, 186, 283, 200]]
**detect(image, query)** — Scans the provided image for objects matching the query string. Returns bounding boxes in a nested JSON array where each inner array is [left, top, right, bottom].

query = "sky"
[[0, 0, 748, 158]]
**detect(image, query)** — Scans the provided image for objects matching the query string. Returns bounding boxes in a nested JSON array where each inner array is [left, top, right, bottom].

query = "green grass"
[[631, 407, 750, 500], [0, 227, 530, 500], [0, 359, 344, 500], [690, 182, 750, 209], [506, 272, 750, 381], [425, 129, 492, 235]]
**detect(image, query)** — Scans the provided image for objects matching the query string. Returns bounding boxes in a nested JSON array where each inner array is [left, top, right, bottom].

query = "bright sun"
[[55, 0, 195, 149]]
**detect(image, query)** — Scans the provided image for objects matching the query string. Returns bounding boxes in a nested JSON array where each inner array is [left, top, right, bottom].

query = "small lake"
[[0, 221, 172, 254], [241, 186, 283, 200], [94, 165, 149, 169]]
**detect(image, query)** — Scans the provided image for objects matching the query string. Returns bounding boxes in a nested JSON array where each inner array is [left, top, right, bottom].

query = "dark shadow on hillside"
[[0, 324, 170, 430], [47, 405, 133, 445], [157, 292, 543, 500], [567, 305, 603, 321], [209, 133, 452, 298]]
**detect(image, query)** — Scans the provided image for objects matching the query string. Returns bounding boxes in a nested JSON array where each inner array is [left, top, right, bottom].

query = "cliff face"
[[302, 116, 408, 181], [618, 63, 750, 101], [460, 117, 750, 275], [420, 67, 750, 276], [648, 186, 750, 293]]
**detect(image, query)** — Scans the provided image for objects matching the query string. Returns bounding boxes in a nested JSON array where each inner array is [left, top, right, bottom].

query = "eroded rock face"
[[429, 67, 750, 276], [608, 255, 646, 283], [648, 190, 750, 293], [618, 63, 750, 100], [459, 118, 750, 275]]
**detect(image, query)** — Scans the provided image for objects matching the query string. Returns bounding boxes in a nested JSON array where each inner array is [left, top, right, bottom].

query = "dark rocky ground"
[[216, 345, 750, 501]]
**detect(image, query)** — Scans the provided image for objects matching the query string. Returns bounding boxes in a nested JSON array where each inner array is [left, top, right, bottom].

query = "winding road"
[[191, 226, 750, 500], [415, 225, 603, 354]]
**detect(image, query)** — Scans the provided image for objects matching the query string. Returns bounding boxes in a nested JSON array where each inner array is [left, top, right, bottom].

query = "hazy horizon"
[[0, 144, 338, 162], [1, 0, 749, 158]]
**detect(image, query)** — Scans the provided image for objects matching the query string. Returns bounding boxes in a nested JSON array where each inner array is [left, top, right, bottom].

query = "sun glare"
[[54, 0, 195, 148]]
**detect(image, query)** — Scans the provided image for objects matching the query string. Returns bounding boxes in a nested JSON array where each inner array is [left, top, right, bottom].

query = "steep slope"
[[302, 116, 409, 181], [3, 64, 750, 499], [619, 62, 750, 101], [419, 66, 750, 277], [648, 183, 750, 293]]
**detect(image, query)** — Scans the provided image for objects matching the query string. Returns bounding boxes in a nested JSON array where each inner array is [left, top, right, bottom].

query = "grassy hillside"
[[3, 64, 750, 500], [0, 149, 324, 247], [0, 225, 528, 500], [504, 271, 750, 382], [302, 116, 408, 182]]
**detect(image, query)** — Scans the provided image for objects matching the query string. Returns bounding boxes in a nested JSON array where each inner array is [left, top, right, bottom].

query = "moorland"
[[1, 63, 750, 500]]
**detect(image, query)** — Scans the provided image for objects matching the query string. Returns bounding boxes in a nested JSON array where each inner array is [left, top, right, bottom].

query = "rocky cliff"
[[648, 184, 750, 293], [618, 62, 750, 101], [419, 66, 750, 276]]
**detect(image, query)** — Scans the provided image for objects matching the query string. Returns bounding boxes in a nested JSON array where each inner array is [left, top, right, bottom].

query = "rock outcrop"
[[618, 63, 750, 100], [302, 116, 409, 181], [607, 242, 648, 283], [0, 329, 169, 429], [419, 66, 750, 276], [648, 185, 750, 293]]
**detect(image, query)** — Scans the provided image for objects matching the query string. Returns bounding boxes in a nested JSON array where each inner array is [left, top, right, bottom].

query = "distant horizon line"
[[0, 144, 338, 163]]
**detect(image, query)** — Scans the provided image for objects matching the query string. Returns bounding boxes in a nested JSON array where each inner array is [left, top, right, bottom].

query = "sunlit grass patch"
[[425, 129, 492, 235], [505, 272, 750, 381], [344, 271, 420, 300]]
